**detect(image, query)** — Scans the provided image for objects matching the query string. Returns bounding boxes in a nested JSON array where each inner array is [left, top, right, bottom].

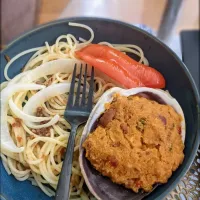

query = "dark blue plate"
[[0, 17, 199, 200]]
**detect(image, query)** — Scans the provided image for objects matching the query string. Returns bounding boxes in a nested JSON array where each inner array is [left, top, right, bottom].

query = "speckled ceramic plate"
[[0, 17, 199, 200]]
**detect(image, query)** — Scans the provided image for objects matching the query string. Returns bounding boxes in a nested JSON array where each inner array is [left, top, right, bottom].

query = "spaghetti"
[[0, 22, 148, 199]]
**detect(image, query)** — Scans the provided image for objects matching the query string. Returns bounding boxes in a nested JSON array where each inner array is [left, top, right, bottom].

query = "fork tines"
[[66, 64, 94, 110]]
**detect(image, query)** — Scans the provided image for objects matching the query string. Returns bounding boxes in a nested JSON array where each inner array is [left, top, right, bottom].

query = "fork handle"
[[55, 124, 78, 200]]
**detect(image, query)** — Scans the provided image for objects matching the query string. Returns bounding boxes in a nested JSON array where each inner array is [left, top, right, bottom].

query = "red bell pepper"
[[76, 44, 166, 89]]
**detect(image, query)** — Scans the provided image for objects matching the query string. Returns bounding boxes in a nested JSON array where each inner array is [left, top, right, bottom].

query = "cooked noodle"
[[1, 22, 148, 199]]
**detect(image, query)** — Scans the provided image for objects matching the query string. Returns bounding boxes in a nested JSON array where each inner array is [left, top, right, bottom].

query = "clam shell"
[[79, 87, 185, 200]]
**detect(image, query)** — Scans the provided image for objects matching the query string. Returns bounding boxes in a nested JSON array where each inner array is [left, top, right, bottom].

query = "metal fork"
[[55, 64, 94, 200]]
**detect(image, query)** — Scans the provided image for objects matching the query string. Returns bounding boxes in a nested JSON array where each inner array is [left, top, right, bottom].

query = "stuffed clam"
[[79, 87, 185, 200]]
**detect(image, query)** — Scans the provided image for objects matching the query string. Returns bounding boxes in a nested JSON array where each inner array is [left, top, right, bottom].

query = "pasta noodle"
[[1, 22, 148, 199]]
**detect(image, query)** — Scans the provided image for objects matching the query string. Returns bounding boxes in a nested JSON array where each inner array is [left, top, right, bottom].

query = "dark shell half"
[[79, 87, 185, 200]]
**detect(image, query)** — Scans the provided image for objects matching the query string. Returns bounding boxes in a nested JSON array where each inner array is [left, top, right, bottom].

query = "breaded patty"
[[83, 95, 184, 193]]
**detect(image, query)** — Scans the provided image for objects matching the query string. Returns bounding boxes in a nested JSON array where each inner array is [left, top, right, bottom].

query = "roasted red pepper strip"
[[76, 44, 166, 88]]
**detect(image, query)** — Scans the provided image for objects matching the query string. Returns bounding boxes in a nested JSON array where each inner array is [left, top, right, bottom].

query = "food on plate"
[[76, 44, 166, 89], [81, 87, 185, 195], [0, 22, 173, 199]]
